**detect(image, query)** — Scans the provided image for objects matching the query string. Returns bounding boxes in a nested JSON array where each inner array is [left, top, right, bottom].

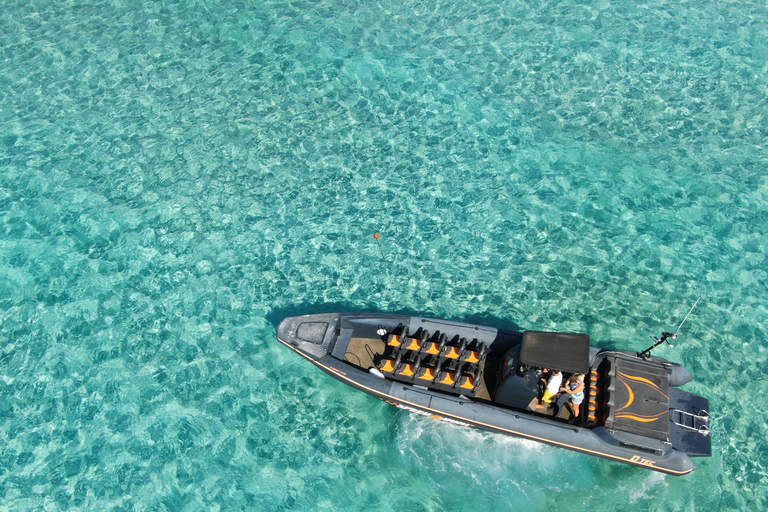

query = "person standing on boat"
[[536, 368, 551, 402], [535, 370, 562, 409], [560, 374, 585, 422]]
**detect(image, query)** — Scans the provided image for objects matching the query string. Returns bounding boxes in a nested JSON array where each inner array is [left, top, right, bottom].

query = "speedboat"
[[276, 311, 711, 475]]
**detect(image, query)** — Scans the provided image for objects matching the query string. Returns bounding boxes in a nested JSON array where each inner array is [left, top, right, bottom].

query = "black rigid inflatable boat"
[[276, 312, 711, 475]]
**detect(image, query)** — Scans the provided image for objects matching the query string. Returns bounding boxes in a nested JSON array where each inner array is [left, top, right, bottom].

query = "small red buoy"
[[374, 233, 380, 239]]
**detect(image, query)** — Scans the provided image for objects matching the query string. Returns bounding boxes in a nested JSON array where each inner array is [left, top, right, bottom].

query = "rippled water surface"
[[1, 0, 767, 510]]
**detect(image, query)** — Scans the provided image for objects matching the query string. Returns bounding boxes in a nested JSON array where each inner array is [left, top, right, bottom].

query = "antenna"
[[638, 297, 701, 359], [674, 296, 701, 336]]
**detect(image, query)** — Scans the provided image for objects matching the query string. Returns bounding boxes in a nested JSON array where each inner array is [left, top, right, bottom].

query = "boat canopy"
[[519, 331, 591, 374]]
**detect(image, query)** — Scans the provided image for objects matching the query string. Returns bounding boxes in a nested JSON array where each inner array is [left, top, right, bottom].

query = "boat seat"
[[461, 340, 486, 364], [443, 346, 461, 359], [379, 329, 483, 396], [462, 350, 481, 364], [434, 358, 459, 387], [394, 349, 423, 379], [587, 368, 603, 426], [437, 370, 456, 386], [460, 361, 478, 374], [456, 362, 481, 390], [422, 333, 448, 355], [387, 330, 406, 348], [379, 343, 406, 372], [458, 373, 480, 391], [378, 348, 403, 374], [397, 363, 416, 378], [423, 333, 447, 356], [442, 337, 467, 360], [379, 358, 396, 373], [403, 337, 421, 352], [404, 329, 431, 352], [417, 366, 437, 383]]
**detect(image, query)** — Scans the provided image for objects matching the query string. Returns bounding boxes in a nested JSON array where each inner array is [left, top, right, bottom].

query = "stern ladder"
[[670, 408, 711, 436]]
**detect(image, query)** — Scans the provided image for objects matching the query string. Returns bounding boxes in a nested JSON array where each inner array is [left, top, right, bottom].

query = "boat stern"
[[276, 313, 341, 360]]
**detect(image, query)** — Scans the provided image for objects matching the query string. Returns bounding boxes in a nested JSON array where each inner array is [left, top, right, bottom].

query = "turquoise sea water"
[[1, 0, 766, 510]]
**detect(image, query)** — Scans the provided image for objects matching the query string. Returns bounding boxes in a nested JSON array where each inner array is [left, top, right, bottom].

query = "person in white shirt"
[[534, 370, 562, 409]]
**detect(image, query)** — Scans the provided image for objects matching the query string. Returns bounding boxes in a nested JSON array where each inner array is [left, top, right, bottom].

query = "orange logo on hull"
[[630, 455, 657, 467]]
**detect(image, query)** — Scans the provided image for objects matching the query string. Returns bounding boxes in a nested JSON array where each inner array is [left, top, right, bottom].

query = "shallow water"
[[1, 0, 766, 510]]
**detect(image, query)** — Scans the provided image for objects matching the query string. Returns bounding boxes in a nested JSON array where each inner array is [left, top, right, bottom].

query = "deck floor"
[[342, 337, 384, 370], [525, 397, 574, 420]]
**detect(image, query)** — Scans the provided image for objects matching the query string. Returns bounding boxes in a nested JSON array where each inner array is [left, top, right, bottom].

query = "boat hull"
[[276, 312, 709, 475]]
